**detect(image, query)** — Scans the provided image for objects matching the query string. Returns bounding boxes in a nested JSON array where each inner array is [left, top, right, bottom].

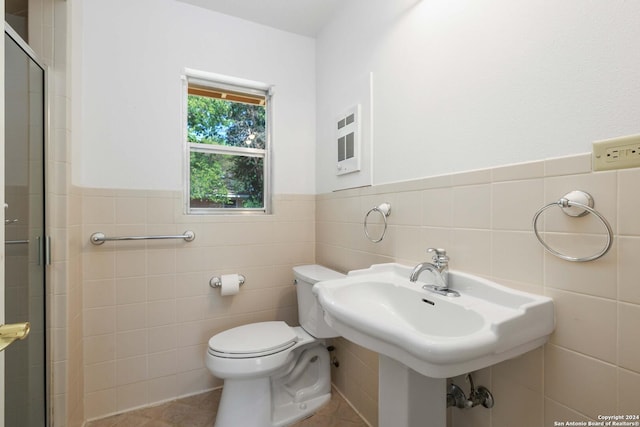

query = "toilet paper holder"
[[209, 274, 246, 289]]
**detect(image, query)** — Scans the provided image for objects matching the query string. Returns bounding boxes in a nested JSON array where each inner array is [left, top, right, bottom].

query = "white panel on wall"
[[319, 71, 373, 191], [336, 105, 361, 176], [74, 0, 316, 194]]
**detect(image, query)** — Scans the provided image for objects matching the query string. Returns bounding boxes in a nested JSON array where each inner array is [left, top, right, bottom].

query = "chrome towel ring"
[[364, 202, 391, 243], [532, 190, 613, 262]]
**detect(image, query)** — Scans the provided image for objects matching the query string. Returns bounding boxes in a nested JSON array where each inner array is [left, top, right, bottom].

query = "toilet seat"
[[208, 321, 298, 359]]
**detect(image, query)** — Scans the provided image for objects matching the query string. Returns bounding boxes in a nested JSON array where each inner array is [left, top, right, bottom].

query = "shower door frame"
[[4, 21, 50, 427]]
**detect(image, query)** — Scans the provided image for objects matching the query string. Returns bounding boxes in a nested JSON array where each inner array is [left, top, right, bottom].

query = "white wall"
[[316, 0, 640, 193], [74, 0, 317, 194]]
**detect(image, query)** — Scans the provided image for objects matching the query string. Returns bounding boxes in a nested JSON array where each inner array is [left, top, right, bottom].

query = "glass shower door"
[[4, 27, 46, 427]]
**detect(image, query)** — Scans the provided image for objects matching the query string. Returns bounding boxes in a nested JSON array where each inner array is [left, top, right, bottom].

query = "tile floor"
[[85, 387, 368, 427]]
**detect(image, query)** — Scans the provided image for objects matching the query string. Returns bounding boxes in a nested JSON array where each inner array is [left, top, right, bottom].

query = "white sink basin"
[[313, 263, 554, 378]]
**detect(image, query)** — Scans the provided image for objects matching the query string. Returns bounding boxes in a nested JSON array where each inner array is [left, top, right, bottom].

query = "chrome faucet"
[[410, 248, 460, 297]]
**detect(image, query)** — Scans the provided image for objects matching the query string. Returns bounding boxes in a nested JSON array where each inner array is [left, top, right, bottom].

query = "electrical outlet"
[[592, 134, 640, 171]]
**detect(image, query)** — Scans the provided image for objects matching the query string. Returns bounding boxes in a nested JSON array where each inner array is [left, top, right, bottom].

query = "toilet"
[[205, 265, 345, 427]]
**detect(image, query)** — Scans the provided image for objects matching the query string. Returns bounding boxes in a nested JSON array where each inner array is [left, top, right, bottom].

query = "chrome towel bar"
[[90, 230, 195, 245], [5, 239, 29, 245]]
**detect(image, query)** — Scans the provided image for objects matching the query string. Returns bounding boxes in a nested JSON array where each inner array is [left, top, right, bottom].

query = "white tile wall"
[[53, 151, 640, 426], [317, 153, 640, 427], [81, 192, 314, 421], [27, 0, 85, 425]]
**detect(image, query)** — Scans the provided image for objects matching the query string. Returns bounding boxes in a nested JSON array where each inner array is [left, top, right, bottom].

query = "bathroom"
[[1, 0, 639, 426]]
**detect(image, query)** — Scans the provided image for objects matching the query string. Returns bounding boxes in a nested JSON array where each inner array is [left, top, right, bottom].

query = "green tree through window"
[[186, 82, 268, 211]]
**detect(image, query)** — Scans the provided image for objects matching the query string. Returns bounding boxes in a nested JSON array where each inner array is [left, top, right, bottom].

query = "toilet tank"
[[293, 265, 345, 338]]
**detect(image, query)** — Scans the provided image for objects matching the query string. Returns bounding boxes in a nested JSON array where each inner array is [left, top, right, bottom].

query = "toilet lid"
[[208, 321, 298, 357]]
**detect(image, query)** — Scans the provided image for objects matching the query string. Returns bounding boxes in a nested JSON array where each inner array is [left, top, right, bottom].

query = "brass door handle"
[[0, 322, 30, 352]]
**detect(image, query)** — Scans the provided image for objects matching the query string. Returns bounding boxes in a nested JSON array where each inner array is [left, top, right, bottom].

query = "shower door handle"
[[0, 322, 31, 352], [36, 236, 51, 266]]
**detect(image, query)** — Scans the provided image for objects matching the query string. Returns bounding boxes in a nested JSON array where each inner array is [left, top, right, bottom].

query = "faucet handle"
[[427, 248, 448, 264]]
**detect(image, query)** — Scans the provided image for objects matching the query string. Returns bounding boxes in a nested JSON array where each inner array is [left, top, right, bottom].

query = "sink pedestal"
[[379, 355, 446, 427]]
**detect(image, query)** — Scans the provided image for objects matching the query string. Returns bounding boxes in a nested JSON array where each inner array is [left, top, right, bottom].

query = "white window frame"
[[182, 69, 273, 214]]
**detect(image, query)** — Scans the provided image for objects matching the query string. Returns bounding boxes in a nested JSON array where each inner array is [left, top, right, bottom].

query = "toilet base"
[[214, 377, 272, 427], [213, 343, 332, 427], [272, 393, 331, 427]]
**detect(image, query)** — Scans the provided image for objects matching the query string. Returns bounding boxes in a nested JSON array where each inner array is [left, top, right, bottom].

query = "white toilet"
[[205, 265, 345, 427]]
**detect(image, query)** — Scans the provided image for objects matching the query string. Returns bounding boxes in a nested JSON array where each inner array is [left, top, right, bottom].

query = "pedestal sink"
[[313, 263, 554, 427]]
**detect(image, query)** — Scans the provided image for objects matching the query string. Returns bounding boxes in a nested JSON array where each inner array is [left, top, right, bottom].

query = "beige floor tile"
[[86, 387, 366, 427]]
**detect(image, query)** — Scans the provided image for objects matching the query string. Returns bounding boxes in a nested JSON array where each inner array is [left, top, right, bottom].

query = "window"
[[184, 72, 271, 213]]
